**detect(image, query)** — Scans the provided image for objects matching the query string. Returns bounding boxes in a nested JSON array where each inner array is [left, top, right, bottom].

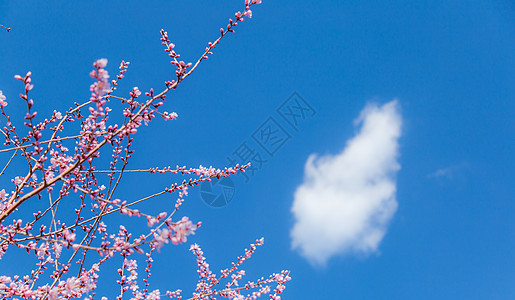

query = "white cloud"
[[427, 163, 469, 179], [428, 168, 452, 178], [290, 100, 402, 265]]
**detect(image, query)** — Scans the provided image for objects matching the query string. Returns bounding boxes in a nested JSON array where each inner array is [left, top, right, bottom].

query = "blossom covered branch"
[[0, 0, 290, 299]]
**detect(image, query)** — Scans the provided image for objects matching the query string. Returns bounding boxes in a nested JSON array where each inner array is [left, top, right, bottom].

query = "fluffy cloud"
[[290, 100, 402, 265]]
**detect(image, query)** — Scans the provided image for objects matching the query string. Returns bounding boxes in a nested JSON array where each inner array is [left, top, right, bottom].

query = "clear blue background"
[[1, 0, 515, 299]]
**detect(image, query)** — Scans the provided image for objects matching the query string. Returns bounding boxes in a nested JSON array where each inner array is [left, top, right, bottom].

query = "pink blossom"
[[130, 87, 142, 98], [171, 216, 197, 244], [48, 287, 59, 300], [147, 289, 161, 300], [0, 4, 290, 299], [95, 58, 108, 68], [62, 229, 76, 243], [163, 111, 178, 120], [0, 90, 7, 107], [13, 176, 23, 186], [63, 277, 80, 296], [0, 189, 8, 201]]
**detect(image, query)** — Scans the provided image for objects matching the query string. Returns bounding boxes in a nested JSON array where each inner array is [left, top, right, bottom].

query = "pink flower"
[[171, 216, 197, 244], [163, 112, 178, 120], [130, 87, 142, 98], [95, 58, 108, 68], [63, 277, 80, 296], [94, 80, 111, 96], [62, 229, 76, 243], [0, 189, 8, 201], [47, 287, 59, 300], [90, 59, 111, 97], [13, 176, 23, 186], [147, 289, 161, 300], [0, 90, 6, 107]]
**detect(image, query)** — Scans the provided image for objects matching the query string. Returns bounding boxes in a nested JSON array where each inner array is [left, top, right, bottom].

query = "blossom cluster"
[[190, 238, 291, 300], [0, 1, 290, 299]]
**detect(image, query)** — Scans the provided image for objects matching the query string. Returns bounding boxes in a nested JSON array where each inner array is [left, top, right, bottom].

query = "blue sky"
[[1, 0, 515, 299]]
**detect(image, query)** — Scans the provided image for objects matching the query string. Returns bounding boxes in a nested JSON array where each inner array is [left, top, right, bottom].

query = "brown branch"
[[0, 24, 11, 33], [0, 135, 83, 154]]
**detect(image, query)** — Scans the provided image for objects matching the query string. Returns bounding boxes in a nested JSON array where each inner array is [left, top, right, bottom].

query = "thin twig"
[[0, 24, 10, 32], [0, 149, 18, 176]]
